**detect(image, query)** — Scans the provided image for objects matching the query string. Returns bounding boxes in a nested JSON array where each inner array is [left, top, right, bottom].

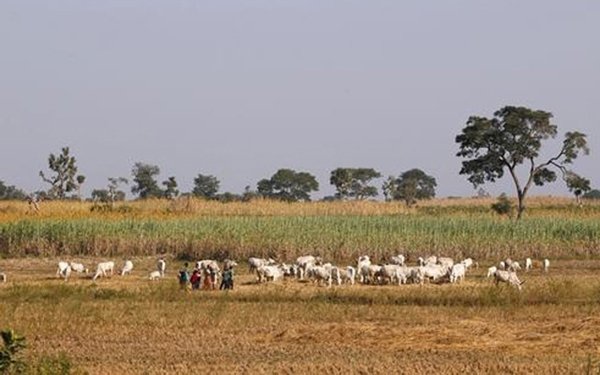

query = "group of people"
[[178, 262, 234, 291]]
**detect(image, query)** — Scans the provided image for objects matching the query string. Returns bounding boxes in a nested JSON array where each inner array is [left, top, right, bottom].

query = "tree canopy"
[[39, 146, 85, 199], [131, 163, 162, 199], [456, 106, 589, 219], [330, 168, 381, 200], [387, 169, 437, 206], [0, 181, 27, 200], [192, 174, 220, 199], [257, 169, 319, 202]]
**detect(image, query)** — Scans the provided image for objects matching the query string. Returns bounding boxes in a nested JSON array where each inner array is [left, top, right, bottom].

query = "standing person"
[[178, 262, 190, 291], [202, 267, 212, 290], [220, 266, 234, 290], [190, 269, 201, 290]]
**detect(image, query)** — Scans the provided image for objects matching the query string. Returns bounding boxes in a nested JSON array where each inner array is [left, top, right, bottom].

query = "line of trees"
[[0, 105, 594, 216]]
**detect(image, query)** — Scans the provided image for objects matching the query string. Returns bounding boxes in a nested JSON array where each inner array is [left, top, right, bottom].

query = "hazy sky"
[[1, 1, 598, 199]]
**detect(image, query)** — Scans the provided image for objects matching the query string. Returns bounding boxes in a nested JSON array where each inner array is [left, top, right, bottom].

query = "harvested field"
[[2, 257, 600, 374]]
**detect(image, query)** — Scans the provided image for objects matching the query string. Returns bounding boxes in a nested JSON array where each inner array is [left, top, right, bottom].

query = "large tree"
[[257, 169, 319, 202], [330, 168, 381, 200], [389, 169, 437, 206], [192, 174, 220, 199], [456, 106, 589, 219], [39, 146, 85, 199], [92, 177, 128, 206], [131, 163, 162, 199]]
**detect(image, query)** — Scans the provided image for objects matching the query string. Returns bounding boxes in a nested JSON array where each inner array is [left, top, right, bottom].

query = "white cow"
[[493, 270, 525, 291], [498, 261, 506, 270], [70, 262, 88, 274], [296, 255, 322, 280], [543, 259, 550, 272], [92, 261, 115, 281], [56, 261, 72, 281], [248, 257, 276, 275], [121, 260, 134, 276], [389, 254, 405, 266], [461, 258, 474, 270], [449, 263, 466, 283], [420, 264, 448, 282], [256, 265, 283, 283], [331, 266, 356, 286], [525, 258, 533, 271], [149, 270, 162, 281], [357, 255, 372, 284], [307, 265, 334, 287], [486, 266, 497, 278], [437, 257, 454, 270], [508, 261, 521, 272], [418, 255, 437, 266], [157, 258, 166, 277]]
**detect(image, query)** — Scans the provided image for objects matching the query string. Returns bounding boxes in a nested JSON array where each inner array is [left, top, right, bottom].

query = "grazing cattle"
[[449, 263, 466, 283], [437, 257, 454, 270], [486, 266, 497, 278], [418, 256, 438, 267], [248, 257, 276, 275], [525, 258, 533, 271], [92, 261, 115, 281], [543, 258, 550, 272], [296, 255, 322, 280], [498, 261, 506, 270], [121, 260, 134, 276], [378, 264, 408, 285], [508, 261, 521, 272], [256, 265, 283, 283], [389, 254, 405, 266], [357, 256, 372, 284], [0, 272, 6, 283], [306, 265, 334, 287], [157, 258, 166, 277], [493, 270, 525, 291], [56, 261, 72, 281], [331, 266, 356, 286], [70, 262, 88, 274], [461, 258, 474, 270], [420, 264, 447, 282], [406, 267, 425, 285], [149, 270, 162, 281]]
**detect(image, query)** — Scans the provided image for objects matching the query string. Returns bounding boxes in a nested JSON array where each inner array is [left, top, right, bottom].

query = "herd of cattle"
[[248, 254, 550, 291], [0, 253, 550, 292]]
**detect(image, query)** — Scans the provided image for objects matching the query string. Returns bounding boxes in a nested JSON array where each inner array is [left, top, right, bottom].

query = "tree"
[[162, 176, 179, 199], [330, 168, 381, 200], [92, 177, 128, 206], [382, 176, 396, 202], [0, 181, 27, 200], [131, 163, 162, 199], [257, 169, 319, 202], [192, 174, 220, 199], [565, 172, 591, 205], [456, 106, 589, 220], [491, 193, 514, 218], [39, 146, 85, 199], [390, 169, 437, 206]]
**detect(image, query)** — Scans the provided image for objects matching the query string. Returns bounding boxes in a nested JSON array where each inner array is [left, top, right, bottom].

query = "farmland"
[[1, 197, 600, 373]]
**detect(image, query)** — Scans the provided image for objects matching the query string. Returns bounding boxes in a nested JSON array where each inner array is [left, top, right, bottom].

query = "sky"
[[1, 1, 599, 199]]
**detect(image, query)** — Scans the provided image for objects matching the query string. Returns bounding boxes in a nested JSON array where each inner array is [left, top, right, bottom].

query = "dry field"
[[2, 257, 600, 374]]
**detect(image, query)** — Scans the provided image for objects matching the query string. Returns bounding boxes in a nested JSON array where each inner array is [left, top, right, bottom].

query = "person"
[[202, 268, 212, 290], [190, 269, 201, 290], [220, 266, 234, 290], [178, 262, 190, 291]]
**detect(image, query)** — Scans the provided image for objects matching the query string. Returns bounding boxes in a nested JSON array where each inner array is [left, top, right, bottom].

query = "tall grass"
[[1, 214, 599, 261]]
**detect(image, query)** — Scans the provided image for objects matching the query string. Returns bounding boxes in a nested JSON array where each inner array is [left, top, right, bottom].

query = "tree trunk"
[[516, 192, 525, 220]]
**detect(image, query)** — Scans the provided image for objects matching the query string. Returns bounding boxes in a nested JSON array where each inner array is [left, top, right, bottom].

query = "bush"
[[491, 193, 514, 217]]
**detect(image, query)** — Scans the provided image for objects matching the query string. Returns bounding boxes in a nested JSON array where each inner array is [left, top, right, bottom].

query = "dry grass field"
[[1, 197, 600, 373], [2, 257, 600, 374]]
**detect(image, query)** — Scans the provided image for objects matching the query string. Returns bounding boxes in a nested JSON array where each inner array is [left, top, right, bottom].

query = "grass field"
[[1, 257, 600, 374], [1, 197, 600, 373]]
